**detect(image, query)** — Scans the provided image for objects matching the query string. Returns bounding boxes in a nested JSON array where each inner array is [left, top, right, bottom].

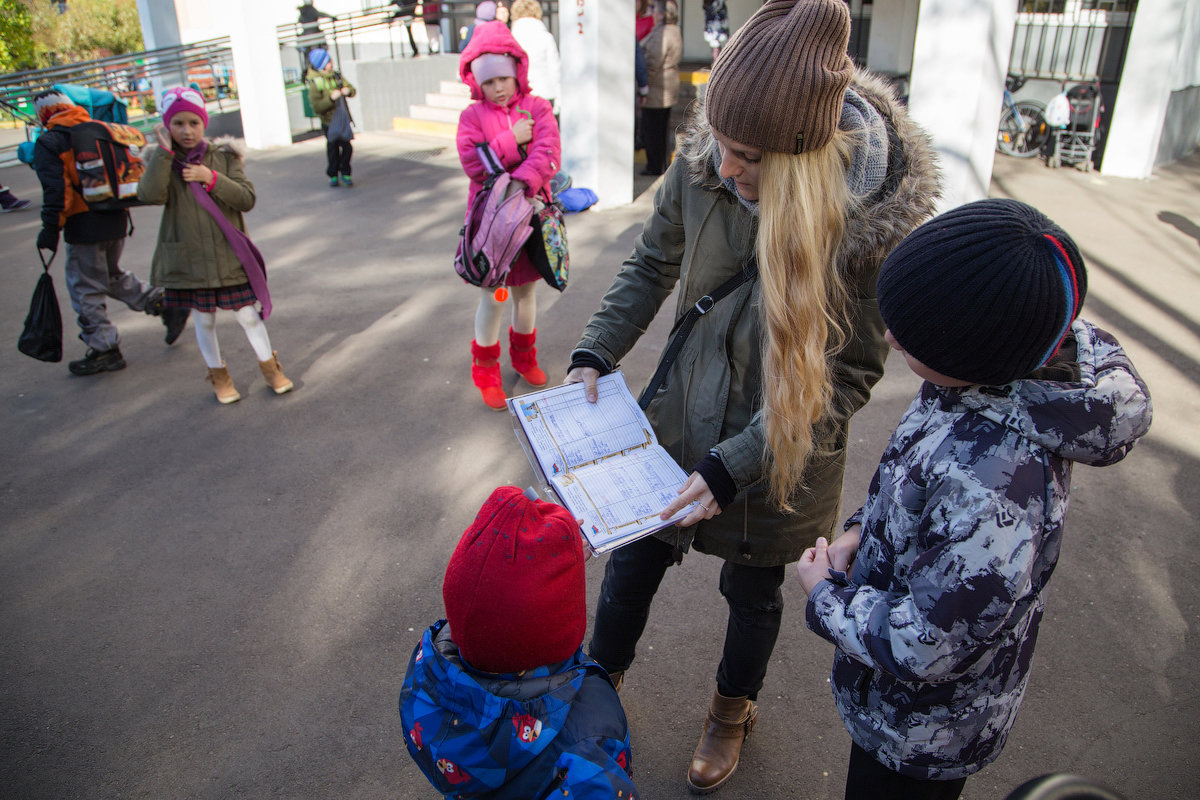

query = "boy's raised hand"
[[154, 123, 171, 150], [796, 536, 834, 596]]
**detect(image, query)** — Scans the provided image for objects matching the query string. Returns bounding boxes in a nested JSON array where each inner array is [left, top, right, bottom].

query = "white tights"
[[474, 283, 537, 346], [193, 305, 274, 368]]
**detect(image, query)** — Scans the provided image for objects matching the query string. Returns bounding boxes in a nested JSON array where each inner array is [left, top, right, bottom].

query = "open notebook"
[[508, 372, 695, 555]]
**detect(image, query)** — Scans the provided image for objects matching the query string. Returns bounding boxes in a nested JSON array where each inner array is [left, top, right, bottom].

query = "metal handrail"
[[0, 37, 236, 118], [0, 37, 233, 95]]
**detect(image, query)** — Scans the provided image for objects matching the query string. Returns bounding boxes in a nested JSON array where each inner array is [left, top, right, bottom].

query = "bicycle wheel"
[[997, 101, 1051, 158]]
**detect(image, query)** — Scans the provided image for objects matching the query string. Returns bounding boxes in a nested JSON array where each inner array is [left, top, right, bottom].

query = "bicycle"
[[996, 74, 1051, 158]]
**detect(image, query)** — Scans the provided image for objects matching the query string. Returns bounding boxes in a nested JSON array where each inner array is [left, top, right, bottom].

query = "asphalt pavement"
[[1, 133, 1197, 799]]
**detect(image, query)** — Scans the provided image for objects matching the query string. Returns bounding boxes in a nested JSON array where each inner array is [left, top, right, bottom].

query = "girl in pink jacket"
[[457, 20, 561, 410]]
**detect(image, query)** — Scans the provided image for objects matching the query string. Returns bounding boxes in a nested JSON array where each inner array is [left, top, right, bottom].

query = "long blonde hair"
[[756, 128, 859, 511]]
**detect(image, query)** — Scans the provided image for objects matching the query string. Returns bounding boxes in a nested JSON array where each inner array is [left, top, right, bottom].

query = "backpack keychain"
[[494, 287, 509, 301]]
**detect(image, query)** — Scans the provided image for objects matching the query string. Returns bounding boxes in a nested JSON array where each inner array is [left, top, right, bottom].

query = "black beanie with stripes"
[[878, 199, 1088, 386]]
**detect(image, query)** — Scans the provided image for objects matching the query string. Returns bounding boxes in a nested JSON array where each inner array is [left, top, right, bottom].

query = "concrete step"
[[392, 117, 456, 138], [439, 80, 471, 97], [409, 104, 462, 124], [424, 92, 471, 111]]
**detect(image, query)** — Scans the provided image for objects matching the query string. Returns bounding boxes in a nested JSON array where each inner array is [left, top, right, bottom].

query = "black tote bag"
[[18, 251, 63, 363]]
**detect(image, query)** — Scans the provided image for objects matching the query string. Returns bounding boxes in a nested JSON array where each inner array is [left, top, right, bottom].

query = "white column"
[[906, 0, 1018, 213], [218, 0, 292, 150], [136, 0, 187, 97], [560, 0, 635, 209], [866, 0, 919, 77], [136, 0, 182, 49], [1101, 0, 1190, 178]]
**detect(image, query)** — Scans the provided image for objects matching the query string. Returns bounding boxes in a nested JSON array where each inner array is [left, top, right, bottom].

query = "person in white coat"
[[510, 0, 561, 116]]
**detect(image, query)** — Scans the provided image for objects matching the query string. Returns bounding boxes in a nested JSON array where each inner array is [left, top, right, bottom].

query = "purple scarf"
[[175, 141, 272, 319]]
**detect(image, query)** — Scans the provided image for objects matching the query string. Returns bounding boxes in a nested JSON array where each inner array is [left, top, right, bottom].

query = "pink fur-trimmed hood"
[[458, 21, 532, 100]]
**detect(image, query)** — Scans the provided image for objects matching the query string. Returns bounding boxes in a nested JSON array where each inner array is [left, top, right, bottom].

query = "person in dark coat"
[[639, 0, 682, 175], [31, 89, 186, 376]]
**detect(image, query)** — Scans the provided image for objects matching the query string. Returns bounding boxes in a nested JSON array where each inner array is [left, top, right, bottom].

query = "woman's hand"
[[154, 123, 171, 150], [330, 88, 343, 100], [661, 472, 719, 527], [565, 366, 600, 403], [181, 164, 214, 185], [512, 116, 533, 146]]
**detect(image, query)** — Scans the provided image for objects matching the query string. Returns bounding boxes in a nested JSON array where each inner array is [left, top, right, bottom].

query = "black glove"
[[37, 227, 59, 253]]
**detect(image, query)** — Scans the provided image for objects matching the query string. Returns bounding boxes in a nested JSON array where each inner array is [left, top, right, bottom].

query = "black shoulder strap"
[[638, 257, 759, 409]]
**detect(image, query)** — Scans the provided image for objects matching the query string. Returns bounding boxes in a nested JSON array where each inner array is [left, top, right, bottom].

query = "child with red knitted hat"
[[400, 486, 638, 798]]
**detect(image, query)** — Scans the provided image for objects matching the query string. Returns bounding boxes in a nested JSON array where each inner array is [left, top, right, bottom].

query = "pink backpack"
[[454, 145, 534, 288]]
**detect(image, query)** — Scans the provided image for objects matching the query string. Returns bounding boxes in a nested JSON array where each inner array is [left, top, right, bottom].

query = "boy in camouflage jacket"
[[796, 199, 1153, 799]]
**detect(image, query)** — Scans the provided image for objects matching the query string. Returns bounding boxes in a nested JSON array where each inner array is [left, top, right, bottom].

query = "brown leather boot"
[[206, 365, 241, 404], [258, 351, 295, 394], [686, 690, 758, 795]]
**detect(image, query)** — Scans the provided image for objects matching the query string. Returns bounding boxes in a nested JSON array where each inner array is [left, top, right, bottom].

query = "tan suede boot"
[[686, 690, 758, 795], [258, 351, 294, 394], [206, 366, 241, 404]]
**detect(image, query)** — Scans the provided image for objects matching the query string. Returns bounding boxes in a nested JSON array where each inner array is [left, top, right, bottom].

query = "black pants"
[[325, 135, 352, 177], [846, 743, 967, 800], [641, 106, 673, 175], [588, 534, 785, 700]]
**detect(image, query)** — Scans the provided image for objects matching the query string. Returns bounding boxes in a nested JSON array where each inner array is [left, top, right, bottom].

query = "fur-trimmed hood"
[[677, 67, 940, 269], [206, 135, 246, 163], [458, 20, 532, 101]]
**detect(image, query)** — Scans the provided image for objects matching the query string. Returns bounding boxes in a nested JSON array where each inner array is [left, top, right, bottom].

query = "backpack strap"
[[476, 143, 505, 185], [638, 256, 759, 409]]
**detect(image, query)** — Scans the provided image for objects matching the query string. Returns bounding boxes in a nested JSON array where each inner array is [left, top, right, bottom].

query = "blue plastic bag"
[[558, 187, 598, 214]]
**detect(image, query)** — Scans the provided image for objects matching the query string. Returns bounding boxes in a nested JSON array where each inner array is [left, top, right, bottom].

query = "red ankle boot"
[[509, 327, 547, 387], [471, 340, 507, 411]]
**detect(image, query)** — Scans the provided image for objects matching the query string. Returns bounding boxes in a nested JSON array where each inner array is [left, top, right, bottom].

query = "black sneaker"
[[162, 307, 190, 345], [69, 347, 126, 376]]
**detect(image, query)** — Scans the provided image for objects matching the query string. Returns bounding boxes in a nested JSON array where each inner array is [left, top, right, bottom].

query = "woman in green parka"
[[564, 1, 940, 793]]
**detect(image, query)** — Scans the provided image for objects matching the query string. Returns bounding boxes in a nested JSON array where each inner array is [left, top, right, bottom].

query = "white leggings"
[[474, 283, 537, 346], [193, 306, 273, 368]]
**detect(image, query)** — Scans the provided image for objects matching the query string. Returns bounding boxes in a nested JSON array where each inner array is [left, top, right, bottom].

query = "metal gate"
[[1009, 1, 1138, 165]]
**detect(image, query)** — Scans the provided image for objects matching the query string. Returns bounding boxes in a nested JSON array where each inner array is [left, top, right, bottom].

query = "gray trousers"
[[64, 239, 160, 351]]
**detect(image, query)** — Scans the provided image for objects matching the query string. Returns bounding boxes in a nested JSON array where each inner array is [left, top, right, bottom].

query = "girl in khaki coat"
[[138, 87, 293, 404], [566, 0, 939, 793]]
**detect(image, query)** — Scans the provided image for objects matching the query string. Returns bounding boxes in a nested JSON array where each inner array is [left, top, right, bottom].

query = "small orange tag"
[[493, 287, 509, 302]]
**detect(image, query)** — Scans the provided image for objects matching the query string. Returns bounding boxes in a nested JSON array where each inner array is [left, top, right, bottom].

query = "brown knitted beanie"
[[706, 0, 854, 154]]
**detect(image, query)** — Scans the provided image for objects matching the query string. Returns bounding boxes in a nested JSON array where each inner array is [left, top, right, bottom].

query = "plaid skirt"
[[164, 284, 257, 312]]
